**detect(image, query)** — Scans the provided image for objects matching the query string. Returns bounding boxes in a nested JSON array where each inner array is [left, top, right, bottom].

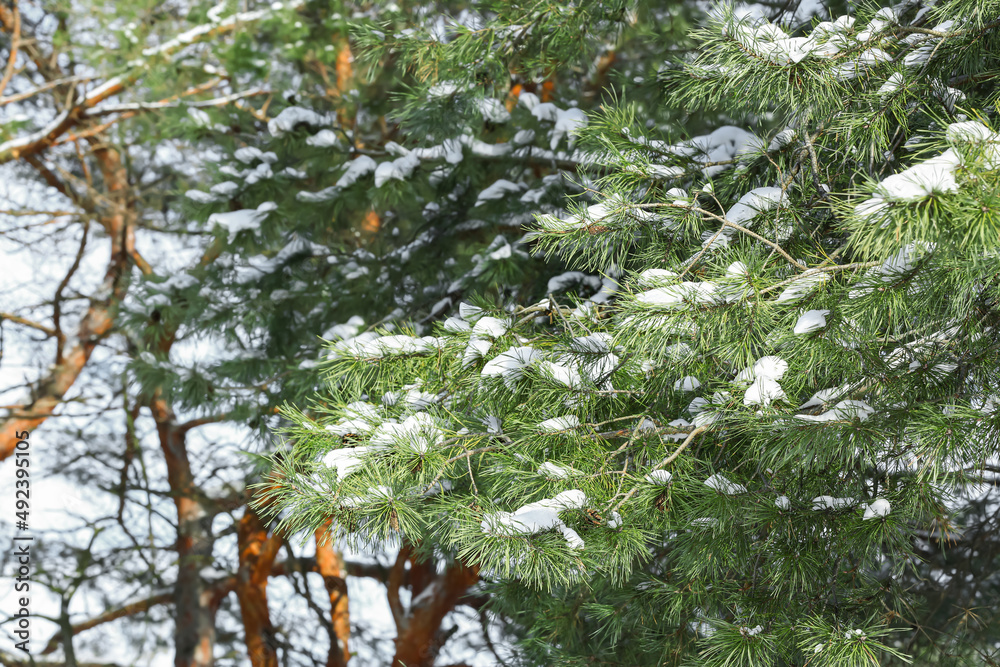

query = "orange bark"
[[540, 78, 557, 102], [361, 209, 381, 236], [154, 399, 219, 667], [315, 527, 351, 667], [587, 49, 617, 98], [333, 38, 355, 129], [504, 83, 523, 112], [335, 39, 354, 96], [390, 548, 480, 667], [0, 306, 114, 460], [0, 0, 20, 99], [236, 507, 283, 667]]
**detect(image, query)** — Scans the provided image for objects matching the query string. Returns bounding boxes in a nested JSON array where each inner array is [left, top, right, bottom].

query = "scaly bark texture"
[[152, 398, 219, 667], [236, 506, 283, 667], [390, 546, 480, 667]]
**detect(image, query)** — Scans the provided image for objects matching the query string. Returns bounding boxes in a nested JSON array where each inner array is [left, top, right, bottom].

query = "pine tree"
[[5, 0, 652, 664], [262, 0, 1000, 665], [117, 2, 690, 666]]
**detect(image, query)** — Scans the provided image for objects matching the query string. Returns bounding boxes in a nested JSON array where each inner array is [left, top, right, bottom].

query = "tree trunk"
[[315, 527, 351, 667], [153, 401, 218, 667], [236, 506, 283, 667], [391, 553, 479, 667]]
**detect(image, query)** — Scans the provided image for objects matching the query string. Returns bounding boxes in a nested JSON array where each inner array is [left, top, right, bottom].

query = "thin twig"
[[610, 426, 708, 512], [423, 446, 499, 494]]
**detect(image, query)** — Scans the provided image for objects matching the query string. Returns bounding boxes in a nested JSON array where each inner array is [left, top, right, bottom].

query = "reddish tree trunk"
[[153, 400, 218, 667], [315, 527, 351, 667], [390, 551, 480, 667], [236, 506, 283, 667]]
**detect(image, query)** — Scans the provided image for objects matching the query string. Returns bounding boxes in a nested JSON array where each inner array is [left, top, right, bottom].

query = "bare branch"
[[0, 311, 56, 336], [0, 0, 20, 98], [41, 592, 174, 655], [0, 4, 301, 164]]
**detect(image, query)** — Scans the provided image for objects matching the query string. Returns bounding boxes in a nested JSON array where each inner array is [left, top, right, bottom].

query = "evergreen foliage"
[[108, 2, 689, 663], [6, 1, 694, 663], [127, 1, 690, 433], [258, 0, 1000, 665]]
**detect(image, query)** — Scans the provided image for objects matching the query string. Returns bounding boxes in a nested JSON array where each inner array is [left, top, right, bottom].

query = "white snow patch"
[[538, 415, 581, 432], [374, 153, 421, 188], [481, 490, 588, 549], [876, 149, 961, 201], [775, 269, 828, 303], [208, 202, 277, 242], [725, 187, 788, 225], [811, 496, 857, 510], [475, 98, 511, 123], [636, 282, 718, 309], [705, 474, 746, 495], [793, 309, 830, 335], [268, 107, 329, 136], [481, 346, 542, 387], [735, 356, 788, 383], [744, 377, 786, 406], [369, 412, 443, 453], [673, 376, 701, 392], [646, 470, 673, 485], [538, 462, 574, 479], [794, 400, 874, 423], [863, 498, 891, 520], [472, 316, 510, 339], [475, 179, 523, 206], [336, 156, 378, 188], [306, 129, 343, 147], [538, 360, 581, 388], [323, 447, 369, 482]]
